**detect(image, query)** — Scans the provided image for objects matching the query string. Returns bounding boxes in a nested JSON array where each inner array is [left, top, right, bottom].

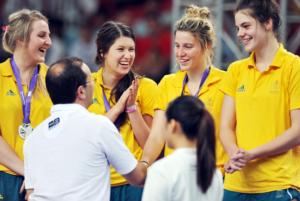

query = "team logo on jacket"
[[206, 97, 214, 107], [92, 98, 99, 104], [270, 80, 280, 92], [6, 89, 16, 96], [237, 84, 245, 92]]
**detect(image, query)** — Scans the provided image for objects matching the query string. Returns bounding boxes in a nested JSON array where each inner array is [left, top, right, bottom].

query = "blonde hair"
[[2, 9, 48, 54], [35, 71, 49, 99], [175, 5, 216, 65]]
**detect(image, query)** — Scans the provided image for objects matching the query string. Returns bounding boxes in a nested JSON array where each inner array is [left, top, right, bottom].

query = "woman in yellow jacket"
[[0, 9, 52, 201], [220, 0, 300, 200], [88, 21, 158, 201], [141, 5, 227, 174]]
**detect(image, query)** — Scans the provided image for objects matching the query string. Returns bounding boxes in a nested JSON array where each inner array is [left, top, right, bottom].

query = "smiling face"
[[235, 10, 270, 53], [19, 19, 52, 65], [174, 31, 206, 72], [103, 36, 135, 77], [24, 19, 52, 64]]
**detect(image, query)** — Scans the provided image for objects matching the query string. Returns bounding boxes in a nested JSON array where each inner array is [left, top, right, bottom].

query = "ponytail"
[[196, 110, 216, 193]]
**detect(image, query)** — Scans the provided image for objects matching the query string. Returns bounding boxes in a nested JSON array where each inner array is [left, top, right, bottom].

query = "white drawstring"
[[286, 189, 293, 200]]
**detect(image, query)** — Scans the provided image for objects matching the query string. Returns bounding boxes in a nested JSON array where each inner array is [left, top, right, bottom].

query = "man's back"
[[24, 104, 137, 201]]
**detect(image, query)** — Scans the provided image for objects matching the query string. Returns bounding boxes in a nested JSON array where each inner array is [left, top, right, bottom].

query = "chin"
[[179, 65, 190, 71], [243, 45, 254, 53], [119, 69, 131, 75], [35, 57, 45, 64], [243, 41, 257, 53]]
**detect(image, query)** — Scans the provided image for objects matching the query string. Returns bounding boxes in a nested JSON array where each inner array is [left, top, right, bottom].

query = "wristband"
[[140, 160, 150, 167], [126, 104, 137, 113]]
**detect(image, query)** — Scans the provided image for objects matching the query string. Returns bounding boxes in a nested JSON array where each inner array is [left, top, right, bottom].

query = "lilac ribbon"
[[102, 87, 111, 112], [11, 57, 39, 124], [181, 67, 210, 96], [101, 87, 122, 129]]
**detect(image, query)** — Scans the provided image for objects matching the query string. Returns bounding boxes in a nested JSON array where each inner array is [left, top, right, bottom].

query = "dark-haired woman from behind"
[[142, 96, 223, 201], [88, 21, 159, 201]]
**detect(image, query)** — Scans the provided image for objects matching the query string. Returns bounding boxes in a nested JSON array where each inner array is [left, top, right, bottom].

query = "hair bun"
[[185, 5, 210, 19]]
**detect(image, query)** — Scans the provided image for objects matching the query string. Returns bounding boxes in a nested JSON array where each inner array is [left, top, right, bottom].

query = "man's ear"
[[76, 85, 86, 100]]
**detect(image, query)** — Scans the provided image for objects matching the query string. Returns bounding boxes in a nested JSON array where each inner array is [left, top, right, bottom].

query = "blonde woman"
[[0, 9, 52, 201], [142, 5, 227, 174]]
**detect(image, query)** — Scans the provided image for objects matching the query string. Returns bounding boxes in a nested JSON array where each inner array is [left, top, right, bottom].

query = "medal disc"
[[18, 123, 33, 139]]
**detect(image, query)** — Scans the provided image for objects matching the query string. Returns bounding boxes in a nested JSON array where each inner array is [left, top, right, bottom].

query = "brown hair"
[[95, 21, 137, 127], [236, 0, 281, 40]]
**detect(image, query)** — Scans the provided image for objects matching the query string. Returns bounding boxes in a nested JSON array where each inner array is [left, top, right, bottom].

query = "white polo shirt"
[[24, 104, 137, 201]]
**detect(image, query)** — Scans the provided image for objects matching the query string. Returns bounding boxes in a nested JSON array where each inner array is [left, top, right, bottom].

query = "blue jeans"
[[223, 188, 300, 201], [0, 171, 25, 201]]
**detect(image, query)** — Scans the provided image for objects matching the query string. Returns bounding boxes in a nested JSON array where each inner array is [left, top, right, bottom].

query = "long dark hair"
[[95, 21, 136, 126], [166, 96, 216, 193], [236, 0, 281, 39]]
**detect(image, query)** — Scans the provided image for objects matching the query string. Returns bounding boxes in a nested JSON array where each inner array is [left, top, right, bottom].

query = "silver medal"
[[18, 123, 33, 139]]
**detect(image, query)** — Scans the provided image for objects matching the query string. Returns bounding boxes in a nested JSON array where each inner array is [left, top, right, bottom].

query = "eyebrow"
[[238, 22, 250, 27], [37, 30, 50, 34]]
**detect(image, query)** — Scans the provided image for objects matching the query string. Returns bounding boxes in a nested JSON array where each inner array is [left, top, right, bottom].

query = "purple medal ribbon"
[[101, 87, 122, 129], [11, 57, 39, 124], [181, 67, 210, 96], [102, 87, 111, 112]]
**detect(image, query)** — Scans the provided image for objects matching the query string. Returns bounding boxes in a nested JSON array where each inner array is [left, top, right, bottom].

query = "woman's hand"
[[114, 87, 131, 113], [105, 78, 138, 122], [126, 78, 139, 108], [225, 148, 248, 174]]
